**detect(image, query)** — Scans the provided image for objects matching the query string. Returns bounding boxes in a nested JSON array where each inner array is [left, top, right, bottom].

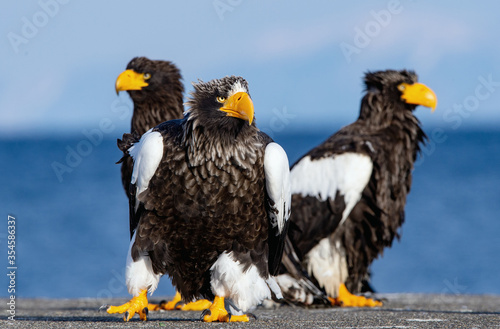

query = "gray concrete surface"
[[2, 294, 499, 328]]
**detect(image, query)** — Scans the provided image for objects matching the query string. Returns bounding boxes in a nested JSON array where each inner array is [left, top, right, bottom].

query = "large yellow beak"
[[399, 82, 437, 112], [115, 69, 149, 94], [220, 92, 254, 125]]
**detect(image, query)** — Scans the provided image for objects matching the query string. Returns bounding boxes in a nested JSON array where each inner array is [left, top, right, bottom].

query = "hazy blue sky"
[[2, 1, 500, 137]]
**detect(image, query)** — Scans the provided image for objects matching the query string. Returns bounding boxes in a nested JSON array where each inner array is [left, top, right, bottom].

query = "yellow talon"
[[180, 299, 212, 311], [147, 302, 161, 311], [203, 296, 249, 322], [163, 291, 183, 310], [148, 291, 212, 312], [107, 289, 149, 321], [331, 283, 382, 307], [148, 291, 183, 311]]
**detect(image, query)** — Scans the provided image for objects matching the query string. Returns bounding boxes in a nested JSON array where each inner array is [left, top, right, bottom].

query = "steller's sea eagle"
[[115, 56, 184, 237], [107, 76, 291, 322], [115, 57, 210, 311], [276, 69, 437, 307]]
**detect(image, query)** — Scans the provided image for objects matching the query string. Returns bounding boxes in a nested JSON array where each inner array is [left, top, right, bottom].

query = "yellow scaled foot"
[[203, 296, 249, 322], [330, 283, 382, 307], [148, 291, 212, 311], [107, 289, 149, 321], [148, 291, 182, 311], [179, 298, 212, 311]]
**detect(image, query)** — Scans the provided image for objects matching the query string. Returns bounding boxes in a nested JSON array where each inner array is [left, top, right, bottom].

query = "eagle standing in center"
[[107, 76, 291, 322]]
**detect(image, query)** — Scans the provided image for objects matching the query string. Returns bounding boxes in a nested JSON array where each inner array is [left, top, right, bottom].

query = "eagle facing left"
[[106, 76, 291, 322]]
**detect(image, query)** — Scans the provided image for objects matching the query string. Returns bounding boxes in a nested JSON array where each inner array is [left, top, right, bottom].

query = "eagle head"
[[185, 76, 255, 127], [115, 56, 184, 101], [364, 69, 437, 112]]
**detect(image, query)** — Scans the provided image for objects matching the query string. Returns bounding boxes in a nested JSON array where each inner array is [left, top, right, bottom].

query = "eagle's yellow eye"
[[143, 73, 151, 80], [397, 83, 406, 91], [216, 96, 226, 103]]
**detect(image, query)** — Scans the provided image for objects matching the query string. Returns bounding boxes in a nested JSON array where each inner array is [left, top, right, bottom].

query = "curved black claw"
[[248, 312, 258, 320], [124, 311, 130, 322], [158, 300, 167, 308], [98, 304, 109, 312], [200, 308, 211, 320]]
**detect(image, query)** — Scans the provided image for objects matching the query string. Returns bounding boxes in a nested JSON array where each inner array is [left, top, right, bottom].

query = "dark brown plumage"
[[110, 76, 290, 322], [277, 70, 437, 306], [115, 57, 184, 237], [133, 121, 271, 301]]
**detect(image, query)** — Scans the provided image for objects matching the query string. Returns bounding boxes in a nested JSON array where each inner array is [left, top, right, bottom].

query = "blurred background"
[[1, 1, 499, 300]]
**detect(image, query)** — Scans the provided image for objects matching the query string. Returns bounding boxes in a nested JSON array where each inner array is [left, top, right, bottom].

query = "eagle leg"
[[148, 291, 212, 311], [202, 296, 249, 322], [148, 291, 182, 311], [330, 283, 382, 307], [179, 298, 213, 311], [106, 289, 149, 321]]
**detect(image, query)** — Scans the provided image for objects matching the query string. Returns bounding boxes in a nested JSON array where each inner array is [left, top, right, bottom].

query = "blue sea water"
[[1, 128, 499, 300]]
